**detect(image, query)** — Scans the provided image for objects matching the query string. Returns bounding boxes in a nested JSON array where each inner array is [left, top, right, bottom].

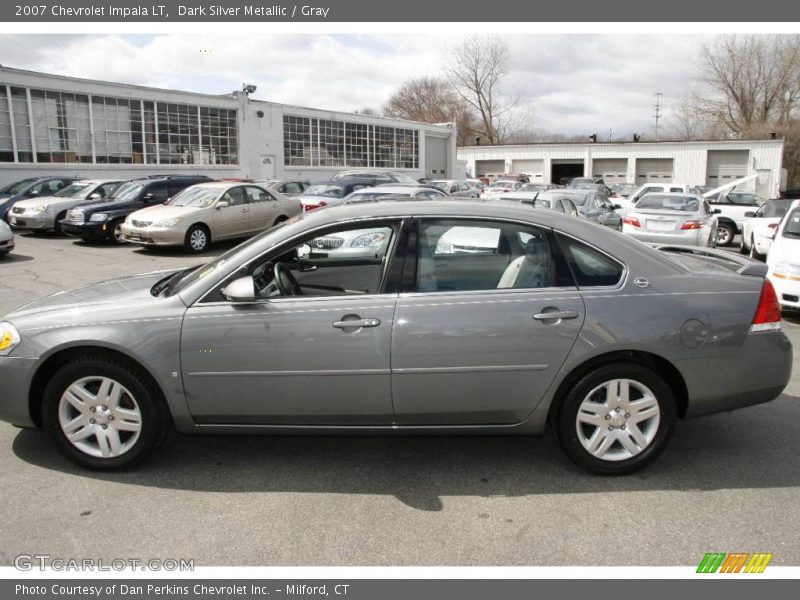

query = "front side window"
[[245, 186, 271, 203], [208, 222, 400, 302], [221, 186, 246, 206], [413, 219, 573, 292]]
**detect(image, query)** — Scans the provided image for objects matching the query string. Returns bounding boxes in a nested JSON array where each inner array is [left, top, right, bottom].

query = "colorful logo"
[[697, 552, 773, 573]]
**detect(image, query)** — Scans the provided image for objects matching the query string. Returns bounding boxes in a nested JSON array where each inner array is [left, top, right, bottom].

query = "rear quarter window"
[[557, 234, 625, 287]]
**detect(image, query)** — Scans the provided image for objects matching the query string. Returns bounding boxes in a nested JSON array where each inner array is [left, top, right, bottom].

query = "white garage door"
[[511, 159, 544, 180], [636, 158, 674, 184], [475, 160, 505, 178], [706, 150, 748, 187], [592, 159, 628, 184]]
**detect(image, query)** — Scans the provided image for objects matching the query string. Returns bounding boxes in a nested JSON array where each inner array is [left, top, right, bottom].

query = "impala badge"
[[633, 277, 650, 288]]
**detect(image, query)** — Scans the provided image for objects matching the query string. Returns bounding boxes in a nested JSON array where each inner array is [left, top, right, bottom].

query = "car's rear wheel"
[[716, 223, 734, 247], [554, 363, 676, 475], [185, 224, 210, 253], [42, 356, 169, 470]]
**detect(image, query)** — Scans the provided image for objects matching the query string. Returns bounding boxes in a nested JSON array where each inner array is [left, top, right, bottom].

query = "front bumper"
[[0, 356, 39, 427], [0, 237, 14, 253], [120, 223, 187, 246], [769, 273, 800, 309], [61, 220, 110, 240], [9, 212, 54, 231]]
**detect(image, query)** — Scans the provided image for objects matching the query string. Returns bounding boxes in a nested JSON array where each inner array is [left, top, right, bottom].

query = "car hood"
[[12, 195, 64, 210], [128, 204, 204, 222], [3, 270, 182, 324]]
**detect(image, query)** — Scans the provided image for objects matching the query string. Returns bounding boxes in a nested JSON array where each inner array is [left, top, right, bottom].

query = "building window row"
[[0, 84, 238, 165], [283, 115, 419, 169]]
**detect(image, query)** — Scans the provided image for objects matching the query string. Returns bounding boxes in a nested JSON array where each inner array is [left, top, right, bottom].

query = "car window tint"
[[415, 219, 569, 292], [558, 235, 624, 287], [148, 183, 170, 201]]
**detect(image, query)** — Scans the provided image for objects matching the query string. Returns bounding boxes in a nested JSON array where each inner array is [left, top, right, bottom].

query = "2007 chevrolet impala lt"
[[0, 200, 792, 473]]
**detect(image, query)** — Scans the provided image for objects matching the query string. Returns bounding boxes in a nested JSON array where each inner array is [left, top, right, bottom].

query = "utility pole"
[[653, 92, 663, 141]]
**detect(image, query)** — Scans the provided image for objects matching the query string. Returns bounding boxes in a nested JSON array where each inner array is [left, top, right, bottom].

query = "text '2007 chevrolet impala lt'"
[[0, 200, 792, 474]]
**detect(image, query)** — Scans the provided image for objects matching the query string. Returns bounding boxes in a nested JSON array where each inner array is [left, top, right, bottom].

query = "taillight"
[[681, 220, 703, 230], [768, 223, 779, 229], [623, 216, 641, 227], [750, 279, 782, 333], [303, 200, 327, 212]]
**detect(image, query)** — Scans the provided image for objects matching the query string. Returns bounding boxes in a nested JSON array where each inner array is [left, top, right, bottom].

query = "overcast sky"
[[0, 33, 712, 138]]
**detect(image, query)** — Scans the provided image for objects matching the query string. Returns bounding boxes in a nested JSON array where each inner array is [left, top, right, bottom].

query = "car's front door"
[[391, 218, 586, 425], [212, 186, 249, 239], [179, 219, 406, 425]]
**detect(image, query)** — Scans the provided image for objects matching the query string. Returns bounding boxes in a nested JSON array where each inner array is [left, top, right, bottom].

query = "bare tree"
[[383, 77, 477, 146], [447, 35, 520, 144]]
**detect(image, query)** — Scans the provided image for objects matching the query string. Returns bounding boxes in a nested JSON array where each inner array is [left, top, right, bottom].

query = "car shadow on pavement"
[[12, 394, 800, 511], [130, 239, 241, 258], [0, 253, 34, 263]]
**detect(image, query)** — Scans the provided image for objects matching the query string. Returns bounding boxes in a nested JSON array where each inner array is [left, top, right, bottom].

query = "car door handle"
[[332, 318, 381, 329], [533, 310, 579, 321]]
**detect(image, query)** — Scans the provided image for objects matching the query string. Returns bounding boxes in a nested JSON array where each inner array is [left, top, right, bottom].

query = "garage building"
[[460, 139, 785, 198], [0, 66, 457, 187]]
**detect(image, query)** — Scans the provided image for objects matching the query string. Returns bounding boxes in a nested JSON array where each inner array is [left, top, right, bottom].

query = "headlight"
[[350, 232, 387, 248], [773, 261, 800, 278], [89, 213, 108, 222], [153, 218, 180, 228], [33, 205, 48, 213], [0, 322, 20, 356]]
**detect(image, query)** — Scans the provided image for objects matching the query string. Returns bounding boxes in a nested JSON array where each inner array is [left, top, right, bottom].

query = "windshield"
[[1, 178, 37, 194], [783, 208, 800, 238], [304, 184, 345, 198], [637, 194, 699, 212], [55, 182, 93, 198], [107, 182, 144, 203], [167, 186, 220, 207], [391, 172, 419, 185]]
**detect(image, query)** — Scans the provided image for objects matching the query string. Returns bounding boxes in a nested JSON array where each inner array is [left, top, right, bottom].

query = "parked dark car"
[[60, 175, 211, 243], [539, 189, 623, 230], [330, 170, 420, 186], [298, 179, 374, 211], [0, 177, 76, 222]]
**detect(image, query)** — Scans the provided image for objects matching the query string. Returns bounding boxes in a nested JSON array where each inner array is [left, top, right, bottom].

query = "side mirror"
[[296, 243, 311, 259], [712, 208, 722, 214], [142, 193, 155, 203], [28, 190, 39, 197], [744, 211, 756, 218], [221, 276, 255, 302], [216, 201, 230, 210], [88, 193, 101, 200]]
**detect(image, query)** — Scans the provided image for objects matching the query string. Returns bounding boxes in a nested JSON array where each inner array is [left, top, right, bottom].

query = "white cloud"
[[0, 33, 711, 136]]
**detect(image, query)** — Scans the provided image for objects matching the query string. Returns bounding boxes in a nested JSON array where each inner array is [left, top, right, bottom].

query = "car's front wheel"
[[42, 356, 170, 470], [716, 223, 735, 247], [185, 224, 210, 253], [554, 363, 676, 475]]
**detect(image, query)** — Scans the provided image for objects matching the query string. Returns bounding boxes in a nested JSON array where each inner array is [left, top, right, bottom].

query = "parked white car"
[[8, 179, 121, 233], [707, 191, 762, 247], [740, 199, 793, 260], [766, 199, 800, 311]]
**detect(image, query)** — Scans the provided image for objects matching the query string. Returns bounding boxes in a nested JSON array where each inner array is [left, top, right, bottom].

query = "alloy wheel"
[[57, 376, 142, 458], [575, 378, 661, 461], [189, 229, 207, 251], [716, 225, 732, 246]]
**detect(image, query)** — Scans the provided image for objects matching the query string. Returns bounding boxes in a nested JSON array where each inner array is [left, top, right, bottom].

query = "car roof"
[[351, 185, 431, 194]]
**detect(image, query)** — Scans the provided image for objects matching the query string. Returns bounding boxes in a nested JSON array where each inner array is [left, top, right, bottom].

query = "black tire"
[[54, 211, 67, 234], [716, 223, 735, 247], [185, 224, 210, 253], [739, 235, 748, 254], [109, 219, 126, 244], [273, 215, 288, 227], [41, 355, 170, 470], [749, 236, 763, 261], [553, 362, 677, 475]]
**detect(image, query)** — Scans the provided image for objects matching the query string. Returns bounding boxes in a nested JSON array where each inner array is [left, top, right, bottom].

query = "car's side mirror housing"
[[142, 193, 155, 203], [221, 276, 256, 302], [216, 200, 230, 210], [744, 211, 756, 218], [712, 208, 722, 214], [88, 193, 101, 200]]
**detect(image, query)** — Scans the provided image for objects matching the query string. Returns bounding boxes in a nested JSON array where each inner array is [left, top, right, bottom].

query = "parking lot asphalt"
[[0, 231, 799, 567]]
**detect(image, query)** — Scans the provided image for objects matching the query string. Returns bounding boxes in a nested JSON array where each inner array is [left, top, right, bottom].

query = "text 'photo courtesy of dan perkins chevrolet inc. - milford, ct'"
[[43, 5, 331, 18]]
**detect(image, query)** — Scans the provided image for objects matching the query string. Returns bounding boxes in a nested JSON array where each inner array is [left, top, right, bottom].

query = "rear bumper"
[[623, 228, 707, 246], [769, 274, 800, 309], [679, 331, 793, 418]]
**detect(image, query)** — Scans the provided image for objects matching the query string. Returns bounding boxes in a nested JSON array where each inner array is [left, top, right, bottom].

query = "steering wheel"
[[273, 262, 303, 296]]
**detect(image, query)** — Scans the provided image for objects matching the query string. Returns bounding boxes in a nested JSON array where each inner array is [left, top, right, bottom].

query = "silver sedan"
[[622, 193, 718, 246], [0, 218, 14, 255], [0, 200, 791, 474]]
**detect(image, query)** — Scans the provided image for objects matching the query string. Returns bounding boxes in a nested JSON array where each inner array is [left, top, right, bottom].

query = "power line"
[[653, 92, 663, 141]]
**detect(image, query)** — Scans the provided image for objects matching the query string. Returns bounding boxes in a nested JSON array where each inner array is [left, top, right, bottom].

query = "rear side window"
[[557, 235, 625, 287], [147, 183, 170, 202]]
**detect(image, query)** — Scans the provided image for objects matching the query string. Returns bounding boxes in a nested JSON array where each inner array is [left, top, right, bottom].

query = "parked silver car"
[[622, 193, 717, 247], [0, 219, 14, 255], [0, 201, 791, 473], [8, 179, 121, 233], [428, 180, 480, 198]]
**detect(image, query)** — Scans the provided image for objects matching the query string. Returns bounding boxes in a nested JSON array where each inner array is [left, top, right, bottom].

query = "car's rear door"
[[390, 217, 585, 425], [212, 186, 250, 239]]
